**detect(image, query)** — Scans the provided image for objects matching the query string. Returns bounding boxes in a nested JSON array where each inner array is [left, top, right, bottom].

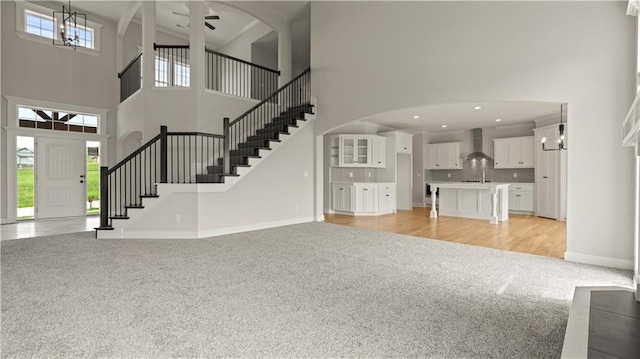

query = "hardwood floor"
[[324, 207, 566, 258]]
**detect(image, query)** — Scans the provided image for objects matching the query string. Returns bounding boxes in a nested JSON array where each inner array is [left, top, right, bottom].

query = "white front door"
[[36, 137, 86, 219]]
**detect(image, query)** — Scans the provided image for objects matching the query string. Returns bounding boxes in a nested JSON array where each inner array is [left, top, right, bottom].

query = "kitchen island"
[[427, 182, 510, 224]]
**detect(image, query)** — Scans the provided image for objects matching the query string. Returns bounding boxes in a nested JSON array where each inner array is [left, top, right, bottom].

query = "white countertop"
[[331, 182, 395, 184], [427, 182, 510, 189]]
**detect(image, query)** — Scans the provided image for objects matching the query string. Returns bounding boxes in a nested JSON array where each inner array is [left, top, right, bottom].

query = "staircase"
[[194, 103, 314, 184], [96, 68, 312, 236]]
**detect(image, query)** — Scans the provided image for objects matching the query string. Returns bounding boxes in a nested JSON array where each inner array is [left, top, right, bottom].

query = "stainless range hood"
[[464, 128, 492, 161]]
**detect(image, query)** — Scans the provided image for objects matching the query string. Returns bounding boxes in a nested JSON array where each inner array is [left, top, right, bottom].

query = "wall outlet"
[[294, 204, 299, 212], [513, 173, 518, 178], [349, 172, 353, 178], [368, 172, 372, 177], [417, 173, 421, 178], [447, 173, 451, 178], [303, 171, 309, 177], [174, 214, 181, 223]]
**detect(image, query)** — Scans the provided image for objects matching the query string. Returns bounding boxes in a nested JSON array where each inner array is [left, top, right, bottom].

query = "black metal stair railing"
[[205, 48, 280, 100], [154, 43, 191, 87], [97, 126, 225, 229], [223, 68, 311, 175], [118, 51, 142, 102]]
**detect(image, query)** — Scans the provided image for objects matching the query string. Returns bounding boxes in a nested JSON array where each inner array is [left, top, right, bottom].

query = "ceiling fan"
[[172, 12, 220, 30]]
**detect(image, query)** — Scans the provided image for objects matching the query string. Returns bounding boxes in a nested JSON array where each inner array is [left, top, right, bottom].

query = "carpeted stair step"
[[230, 155, 260, 166], [230, 148, 259, 157], [196, 173, 224, 183], [247, 133, 282, 142], [110, 215, 129, 220], [255, 127, 290, 136], [238, 139, 279, 149], [139, 194, 159, 199]]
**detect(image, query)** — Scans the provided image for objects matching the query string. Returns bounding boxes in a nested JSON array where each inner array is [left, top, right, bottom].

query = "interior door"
[[36, 137, 86, 219]]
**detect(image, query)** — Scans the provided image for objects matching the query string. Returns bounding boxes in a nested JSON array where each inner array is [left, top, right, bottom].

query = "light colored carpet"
[[1, 222, 633, 358]]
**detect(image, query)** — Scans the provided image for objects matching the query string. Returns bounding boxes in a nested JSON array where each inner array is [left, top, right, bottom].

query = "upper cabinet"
[[493, 136, 534, 169], [426, 142, 461, 170], [330, 134, 386, 168]]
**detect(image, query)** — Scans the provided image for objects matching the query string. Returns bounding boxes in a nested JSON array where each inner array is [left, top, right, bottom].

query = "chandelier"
[[541, 103, 568, 151], [53, 0, 86, 50]]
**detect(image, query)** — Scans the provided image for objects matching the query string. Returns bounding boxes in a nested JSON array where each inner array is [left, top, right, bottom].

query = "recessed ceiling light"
[[495, 118, 502, 122], [474, 106, 482, 110], [413, 115, 420, 119], [441, 125, 447, 128]]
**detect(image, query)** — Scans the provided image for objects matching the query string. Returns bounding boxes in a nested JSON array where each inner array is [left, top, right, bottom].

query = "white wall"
[[218, 21, 273, 62], [122, 21, 189, 69], [107, 119, 315, 237], [251, 41, 278, 70], [196, 122, 314, 234], [311, 1, 636, 267], [1, 0, 118, 220]]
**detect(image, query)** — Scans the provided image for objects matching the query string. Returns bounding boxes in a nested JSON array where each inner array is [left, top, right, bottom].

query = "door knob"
[[80, 175, 85, 178], [80, 180, 84, 183]]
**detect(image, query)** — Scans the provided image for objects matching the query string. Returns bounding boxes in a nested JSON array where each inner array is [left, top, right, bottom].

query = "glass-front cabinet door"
[[339, 135, 371, 166], [341, 136, 356, 165]]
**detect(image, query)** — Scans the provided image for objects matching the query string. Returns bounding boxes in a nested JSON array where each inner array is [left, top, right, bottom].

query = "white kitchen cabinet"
[[378, 183, 396, 213], [508, 183, 534, 213], [354, 183, 378, 213], [493, 136, 534, 169], [426, 142, 461, 170], [395, 132, 413, 154], [331, 183, 395, 215], [372, 136, 387, 168], [331, 184, 353, 212], [331, 134, 385, 168]]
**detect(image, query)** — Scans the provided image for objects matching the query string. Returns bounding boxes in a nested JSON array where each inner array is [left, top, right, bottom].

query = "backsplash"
[[331, 168, 378, 183], [426, 161, 535, 183]]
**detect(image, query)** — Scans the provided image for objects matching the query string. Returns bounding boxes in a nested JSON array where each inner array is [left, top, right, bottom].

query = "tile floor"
[[0, 216, 100, 241]]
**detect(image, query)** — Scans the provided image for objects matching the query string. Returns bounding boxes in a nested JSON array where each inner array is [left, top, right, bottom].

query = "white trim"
[[3, 96, 110, 224], [413, 202, 427, 207], [315, 215, 325, 222], [561, 286, 635, 359], [101, 217, 315, 239], [15, 0, 102, 56], [197, 217, 315, 238], [1, 218, 12, 225], [564, 251, 634, 270]]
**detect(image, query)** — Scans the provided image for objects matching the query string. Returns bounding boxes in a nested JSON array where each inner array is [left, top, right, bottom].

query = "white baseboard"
[[197, 217, 315, 238], [315, 215, 325, 222], [103, 217, 316, 239], [564, 251, 634, 270], [1, 218, 9, 225], [412, 202, 427, 208]]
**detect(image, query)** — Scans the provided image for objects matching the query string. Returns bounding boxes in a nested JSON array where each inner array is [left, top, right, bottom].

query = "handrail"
[[118, 50, 143, 78], [205, 47, 280, 74], [168, 132, 225, 138], [99, 125, 228, 229], [231, 67, 310, 126], [107, 133, 161, 175], [154, 43, 190, 50]]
